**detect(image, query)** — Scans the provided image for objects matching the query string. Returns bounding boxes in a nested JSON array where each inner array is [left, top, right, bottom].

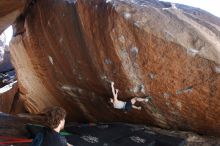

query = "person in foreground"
[[30, 106, 73, 146], [110, 82, 150, 112]]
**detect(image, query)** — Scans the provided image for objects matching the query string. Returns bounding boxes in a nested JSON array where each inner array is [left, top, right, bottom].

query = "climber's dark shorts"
[[124, 101, 132, 112]]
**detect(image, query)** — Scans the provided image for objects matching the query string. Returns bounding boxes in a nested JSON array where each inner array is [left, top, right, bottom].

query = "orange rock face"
[[1, 0, 220, 136], [0, 82, 18, 113], [0, 0, 27, 34]]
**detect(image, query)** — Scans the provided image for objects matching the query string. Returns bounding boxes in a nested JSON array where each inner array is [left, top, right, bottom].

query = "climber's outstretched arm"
[[132, 105, 142, 110], [111, 82, 118, 100]]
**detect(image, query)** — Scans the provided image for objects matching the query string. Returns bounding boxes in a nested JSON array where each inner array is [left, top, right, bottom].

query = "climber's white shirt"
[[113, 100, 126, 109]]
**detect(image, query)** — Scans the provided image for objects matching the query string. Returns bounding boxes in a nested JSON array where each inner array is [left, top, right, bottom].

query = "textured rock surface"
[[1, 0, 220, 136], [0, 0, 27, 34], [0, 82, 18, 113]]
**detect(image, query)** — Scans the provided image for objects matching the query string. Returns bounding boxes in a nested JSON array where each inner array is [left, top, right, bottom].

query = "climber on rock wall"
[[110, 82, 150, 112]]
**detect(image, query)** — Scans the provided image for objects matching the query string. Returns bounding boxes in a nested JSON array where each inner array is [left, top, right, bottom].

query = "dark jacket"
[[40, 128, 67, 146]]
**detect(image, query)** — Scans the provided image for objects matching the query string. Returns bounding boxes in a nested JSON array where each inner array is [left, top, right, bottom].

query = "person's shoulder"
[[41, 130, 67, 146]]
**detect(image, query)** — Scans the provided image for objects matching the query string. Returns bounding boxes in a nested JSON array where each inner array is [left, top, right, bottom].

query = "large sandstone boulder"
[[1, 0, 220, 136], [0, 82, 18, 113], [0, 0, 27, 34]]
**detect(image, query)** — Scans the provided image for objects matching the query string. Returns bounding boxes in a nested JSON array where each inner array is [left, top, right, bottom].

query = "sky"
[[1, 0, 220, 46], [1, 26, 13, 46], [4, 26, 13, 45], [159, 0, 220, 17]]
